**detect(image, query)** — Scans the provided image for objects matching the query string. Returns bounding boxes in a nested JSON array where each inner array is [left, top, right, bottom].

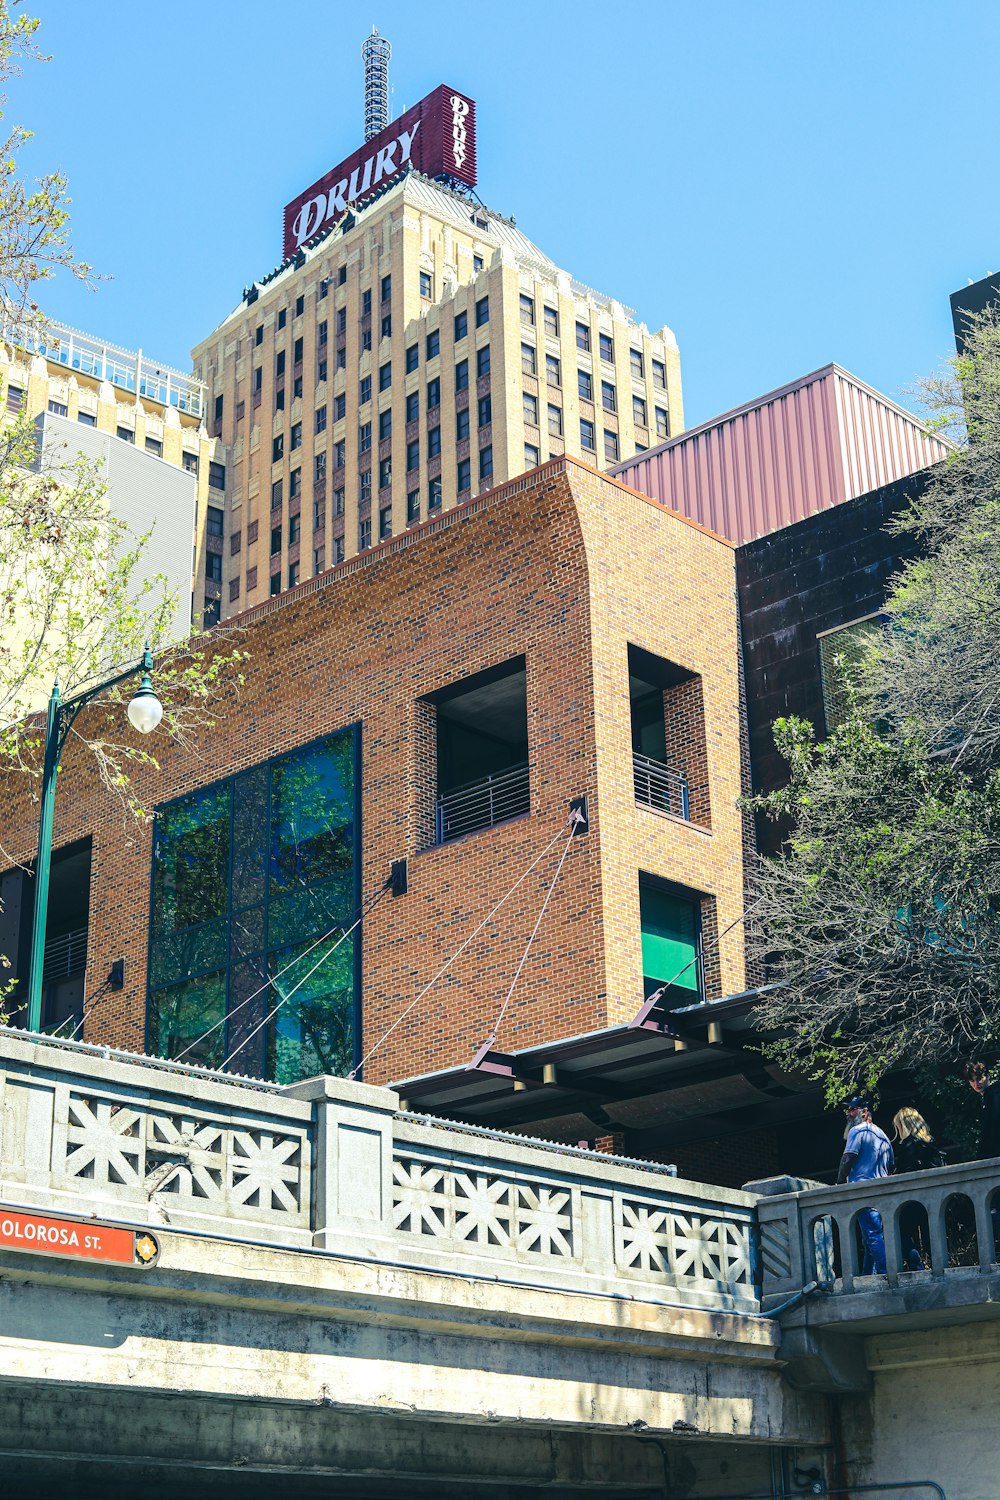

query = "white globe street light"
[[126, 641, 163, 735], [127, 672, 163, 735]]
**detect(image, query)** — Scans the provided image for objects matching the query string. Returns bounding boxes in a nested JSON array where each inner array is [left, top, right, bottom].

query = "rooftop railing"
[[13, 321, 205, 419], [435, 761, 530, 844], [633, 750, 690, 820]]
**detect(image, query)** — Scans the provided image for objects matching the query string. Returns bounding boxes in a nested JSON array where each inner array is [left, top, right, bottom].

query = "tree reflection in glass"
[[153, 783, 231, 936], [148, 970, 226, 1069], [266, 935, 355, 1084], [269, 734, 354, 891], [147, 730, 358, 1082]]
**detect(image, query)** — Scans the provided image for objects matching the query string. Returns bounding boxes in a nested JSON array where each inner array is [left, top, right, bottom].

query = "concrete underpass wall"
[[841, 1323, 1000, 1500], [0, 1381, 812, 1499]]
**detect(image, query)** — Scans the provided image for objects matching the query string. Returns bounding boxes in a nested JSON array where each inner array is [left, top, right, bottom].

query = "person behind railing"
[[837, 1095, 893, 1274], [891, 1107, 945, 1270], [966, 1061, 1000, 1160]]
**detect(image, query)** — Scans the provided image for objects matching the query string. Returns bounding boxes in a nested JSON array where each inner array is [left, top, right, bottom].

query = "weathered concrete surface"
[[0, 1227, 824, 1443], [838, 1322, 1000, 1500], [0, 1031, 764, 1315], [756, 1165, 1000, 1400], [0, 1036, 832, 1491], [0, 1386, 792, 1498]]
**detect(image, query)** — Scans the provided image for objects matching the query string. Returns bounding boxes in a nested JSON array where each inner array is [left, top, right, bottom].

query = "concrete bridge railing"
[[756, 1159, 1000, 1298], [0, 1028, 761, 1314]]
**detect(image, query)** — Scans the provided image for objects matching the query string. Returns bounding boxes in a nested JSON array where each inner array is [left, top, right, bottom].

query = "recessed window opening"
[[0, 838, 92, 1034], [639, 873, 704, 1006], [628, 643, 709, 827], [425, 658, 529, 845], [817, 613, 886, 734]]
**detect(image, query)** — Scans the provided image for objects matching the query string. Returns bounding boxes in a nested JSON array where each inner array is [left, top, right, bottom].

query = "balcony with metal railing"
[[41, 926, 88, 989], [633, 750, 690, 820], [15, 320, 205, 419], [435, 762, 530, 844]]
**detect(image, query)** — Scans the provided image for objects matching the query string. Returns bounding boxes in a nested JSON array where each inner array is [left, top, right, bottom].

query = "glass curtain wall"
[[147, 728, 359, 1082]]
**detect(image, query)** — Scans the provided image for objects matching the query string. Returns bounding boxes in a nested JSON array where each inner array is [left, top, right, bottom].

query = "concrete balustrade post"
[[927, 1191, 951, 1275], [282, 1074, 401, 1254], [742, 1176, 821, 1304], [973, 1188, 996, 1273]]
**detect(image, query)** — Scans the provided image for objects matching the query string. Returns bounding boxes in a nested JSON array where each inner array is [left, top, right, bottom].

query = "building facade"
[[0, 458, 745, 1096], [385, 370, 952, 1186], [192, 172, 682, 622], [951, 267, 1000, 352], [35, 409, 197, 652], [0, 321, 224, 627], [737, 471, 928, 856]]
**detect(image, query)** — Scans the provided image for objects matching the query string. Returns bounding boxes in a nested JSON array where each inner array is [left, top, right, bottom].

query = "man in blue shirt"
[[837, 1096, 894, 1274]]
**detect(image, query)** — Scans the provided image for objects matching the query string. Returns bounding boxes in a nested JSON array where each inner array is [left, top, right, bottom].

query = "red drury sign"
[[0, 1206, 160, 1268], [283, 84, 477, 260]]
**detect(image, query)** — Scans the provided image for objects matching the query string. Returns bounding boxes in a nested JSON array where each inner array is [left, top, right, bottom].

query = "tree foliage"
[[0, 3, 93, 333], [0, 3, 243, 829], [749, 309, 1000, 1101]]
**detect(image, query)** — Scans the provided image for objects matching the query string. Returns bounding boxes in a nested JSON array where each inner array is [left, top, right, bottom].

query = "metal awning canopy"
[[390, 987, 820, 1151]]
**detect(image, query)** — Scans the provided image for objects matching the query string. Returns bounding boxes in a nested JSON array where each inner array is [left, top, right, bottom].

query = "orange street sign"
[[0, 1207, 160, 1268]]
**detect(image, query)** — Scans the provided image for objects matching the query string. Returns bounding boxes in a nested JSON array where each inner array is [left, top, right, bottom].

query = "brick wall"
[[573, 463, 748, 1019], [665, 1128, 781, 1190], [1, 458, 746, 1086], [663, 674, 711, 829]]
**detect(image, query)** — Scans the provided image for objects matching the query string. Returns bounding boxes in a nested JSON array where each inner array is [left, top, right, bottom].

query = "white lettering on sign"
[[451, 95, 469, 170], [1, 1216, 81, 1246], [291, 194, 327, 246], [397, 123, 420, 165], [373, 140, 397, 186], [291, 120, 423, 252]]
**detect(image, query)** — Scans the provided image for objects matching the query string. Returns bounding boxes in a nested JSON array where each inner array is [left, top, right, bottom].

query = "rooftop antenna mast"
[[362, 26, 392, 141]]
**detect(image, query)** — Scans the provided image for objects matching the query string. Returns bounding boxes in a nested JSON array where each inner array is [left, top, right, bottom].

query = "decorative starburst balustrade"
[[0, 1026, 760, 1313]]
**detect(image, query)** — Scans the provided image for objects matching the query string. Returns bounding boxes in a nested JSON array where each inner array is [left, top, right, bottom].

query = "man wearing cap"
[[837, 1096, 894, 1274]]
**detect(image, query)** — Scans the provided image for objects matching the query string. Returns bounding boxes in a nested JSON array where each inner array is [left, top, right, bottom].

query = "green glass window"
[[147, 971, 227, 1071], [267, 936, 355, 1084], [148, 729, 359, 1080], [817, 615, 885, 733], [640, 882, 701, 1001], [152, 784, 230, 937]]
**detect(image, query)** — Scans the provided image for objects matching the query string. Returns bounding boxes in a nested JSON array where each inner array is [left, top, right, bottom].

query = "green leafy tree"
[[0, 4, 93, 332], [0, 5, 244, 1012], [748, 309, 1000, 1105]]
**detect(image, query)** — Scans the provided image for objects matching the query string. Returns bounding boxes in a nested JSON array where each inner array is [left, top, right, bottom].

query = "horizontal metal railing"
[[436, 762, 530, 844], [41, 926, 88, 987], [633, 751, 690, 820], [14, 320, 205, 417]]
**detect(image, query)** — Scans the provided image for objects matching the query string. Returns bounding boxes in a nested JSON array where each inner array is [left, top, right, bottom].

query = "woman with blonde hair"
[[892, 1107, 944, 1270], [893, 1108, 945, 1173]]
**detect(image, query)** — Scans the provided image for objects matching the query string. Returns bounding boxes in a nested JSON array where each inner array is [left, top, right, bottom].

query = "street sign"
[[0, 1207, 160, 1268]]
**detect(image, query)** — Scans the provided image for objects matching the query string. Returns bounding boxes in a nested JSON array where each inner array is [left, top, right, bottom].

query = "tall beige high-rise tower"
[[192, 54, 683, 621]]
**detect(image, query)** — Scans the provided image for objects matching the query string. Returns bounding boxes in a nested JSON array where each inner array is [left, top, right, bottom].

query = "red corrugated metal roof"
[[611, 364, 951, 544]]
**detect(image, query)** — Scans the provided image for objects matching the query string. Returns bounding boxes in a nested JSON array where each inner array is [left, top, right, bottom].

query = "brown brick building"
[[0, 459, 747, 1096]]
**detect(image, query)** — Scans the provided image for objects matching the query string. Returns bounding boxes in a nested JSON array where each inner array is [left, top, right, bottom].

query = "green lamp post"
[[26, 644, 163, 1032]]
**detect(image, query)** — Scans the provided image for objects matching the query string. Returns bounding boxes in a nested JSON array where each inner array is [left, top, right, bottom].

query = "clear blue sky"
[[17, 0, 1000, 425]]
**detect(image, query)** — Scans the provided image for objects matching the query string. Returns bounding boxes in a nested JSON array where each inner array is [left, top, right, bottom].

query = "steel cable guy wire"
[[349, 811, 578, 1081]]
